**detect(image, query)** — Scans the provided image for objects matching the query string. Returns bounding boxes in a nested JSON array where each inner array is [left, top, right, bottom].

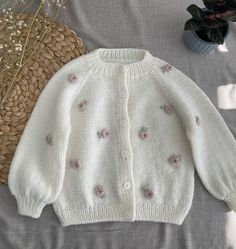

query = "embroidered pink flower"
[[168, 154, 182, 167], [195, 115, 201, 126], [161, 64, 173, 73], [95, 185, 106, 198], [141, 185, 154, 199], [78, 99, 89, 111], [45, 134, 53, 146], [139, 127, 149, 140], [69, 159, 82, 169], [97, 128, 110, 139], [67, 73, 77, 83], [160, 104, 175, 115]]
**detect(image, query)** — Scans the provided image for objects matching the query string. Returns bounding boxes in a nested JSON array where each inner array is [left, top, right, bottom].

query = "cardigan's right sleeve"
[[8, 56, 87, 218], [154, 60, 236, 212]]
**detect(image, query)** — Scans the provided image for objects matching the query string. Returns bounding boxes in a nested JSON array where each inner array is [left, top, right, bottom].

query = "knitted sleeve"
[[8, 56, 87, 218], [154, 60, 236, 212]]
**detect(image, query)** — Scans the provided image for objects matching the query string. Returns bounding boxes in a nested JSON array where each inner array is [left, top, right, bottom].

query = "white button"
[[119, 119, 127, 127], [123, 181, 132, 190], [121, 150, 129, 158]]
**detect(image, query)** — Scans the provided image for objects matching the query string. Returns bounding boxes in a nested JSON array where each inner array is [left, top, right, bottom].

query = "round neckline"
[[87, 48, 156, 78]]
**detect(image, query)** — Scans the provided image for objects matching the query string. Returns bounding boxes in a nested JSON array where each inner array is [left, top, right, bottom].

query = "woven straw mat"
[[0, 13, 88, 184]]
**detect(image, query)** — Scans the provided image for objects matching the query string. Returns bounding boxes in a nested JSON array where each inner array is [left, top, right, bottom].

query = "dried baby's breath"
[[0, 1, 87, 184], [0, 0, 66, 106]]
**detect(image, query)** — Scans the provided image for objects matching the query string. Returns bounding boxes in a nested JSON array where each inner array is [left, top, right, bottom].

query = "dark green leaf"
[[221, 12, 236, 21], [227, 13, 236, 20], [204, 18, 228, 28], [203, 0, 215, 10], [227, 0, 236, 9], [184, 19, 202, 30], [206, 28, 224, 44], [186, 4, 205, 21], [226, 15, 236, 20], [203, 0, 228, 12]]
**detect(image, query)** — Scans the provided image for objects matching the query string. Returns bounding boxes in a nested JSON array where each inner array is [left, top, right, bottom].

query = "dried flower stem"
[[0, 1, 44, 105], [0, 2, 59, 106], [22, 10, 59, 66], [19, 0, 35, 14], [19, 2, 43, 66], [0, 1, 64, 106], [11, 1, 20, 11]]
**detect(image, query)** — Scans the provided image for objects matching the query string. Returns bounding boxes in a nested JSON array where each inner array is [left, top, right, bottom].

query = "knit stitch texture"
[[8, 48, 236, 226]]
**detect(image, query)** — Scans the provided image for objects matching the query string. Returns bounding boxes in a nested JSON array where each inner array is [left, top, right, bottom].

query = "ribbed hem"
[[53, 204, 131, 226], [87, 48, 157, 79], [15, 195, 46, 218], [225, 192, 236, 212], [136, 203, 189, 225], [53, 202, 188, 226]]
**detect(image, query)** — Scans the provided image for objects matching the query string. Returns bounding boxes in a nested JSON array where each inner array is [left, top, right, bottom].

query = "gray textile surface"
[[1, 0, 236, 248]]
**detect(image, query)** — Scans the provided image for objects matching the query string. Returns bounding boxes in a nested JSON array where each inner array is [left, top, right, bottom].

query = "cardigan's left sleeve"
[[8, 56, 88, 218], [154, 61, 236, 212]]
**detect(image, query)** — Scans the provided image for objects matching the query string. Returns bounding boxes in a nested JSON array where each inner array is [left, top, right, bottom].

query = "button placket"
[[121, 149, 129, 159], [119, 71, 134, 222], [119, 90, 126, 98], [124, 211, 132, 220], [121, 149, 130, 168]]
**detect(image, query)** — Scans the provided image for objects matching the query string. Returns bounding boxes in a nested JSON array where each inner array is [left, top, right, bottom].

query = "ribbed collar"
[[87, 48, 156, 78]]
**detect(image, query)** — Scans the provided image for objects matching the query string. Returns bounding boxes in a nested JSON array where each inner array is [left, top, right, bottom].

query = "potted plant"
[[183, 0, 236, 53]]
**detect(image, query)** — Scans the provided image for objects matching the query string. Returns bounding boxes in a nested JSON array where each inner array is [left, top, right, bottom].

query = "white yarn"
[[8, 48, 236, 226]]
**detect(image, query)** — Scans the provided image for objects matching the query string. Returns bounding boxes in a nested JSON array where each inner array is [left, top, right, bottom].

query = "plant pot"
[[183, 23, 229, 54]]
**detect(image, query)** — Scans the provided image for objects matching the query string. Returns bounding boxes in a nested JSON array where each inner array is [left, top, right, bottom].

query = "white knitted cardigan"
[[8, 48, 236, 227]]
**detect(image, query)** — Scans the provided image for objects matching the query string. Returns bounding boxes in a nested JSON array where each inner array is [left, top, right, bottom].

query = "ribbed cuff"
[[15, 195, 46, 218], [225, 193, 236, 212]]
